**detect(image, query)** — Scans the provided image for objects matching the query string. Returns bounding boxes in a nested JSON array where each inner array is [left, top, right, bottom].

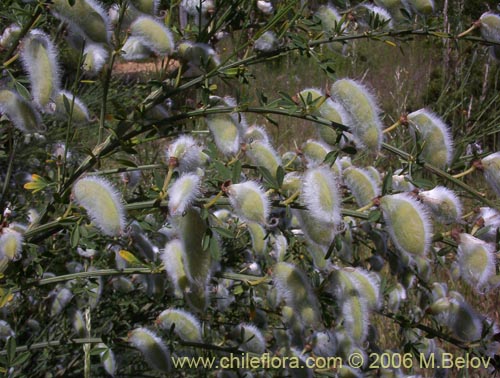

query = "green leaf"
[[276, 166, 285, 188], [232, 160, 242, 184], [258, 166, 278, 189], [11, 352, 29, 367], [6, 337, 16, 364], [212, 227, 235, 239], [114, 159, 138, 168], [323, 150, 339, 167], [382, 168, 393, 195], [70, 225, 80, 248]]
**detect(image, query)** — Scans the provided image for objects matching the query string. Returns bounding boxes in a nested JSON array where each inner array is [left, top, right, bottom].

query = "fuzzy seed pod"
[[130, 16, 174, 56], [181, 0, 214, 16], [82, 43, 109, 75], [247, 221, 268, 257], [344, 166, 381, 207], [254, 30, 279, 52], [0, 24, 21, 49], [479, 13, 500, 42], [457, 233, 496, 291], [448, 299, 483, 342], [282, 172, 301, 197], [20, 30, 60, 110], [234, 324, 266, 354], [121, 36, 152, 61], [481, 152, 500, 197], [227, 181, 269, 224], [391, 173, 415, 192], [157, 308, 202, 342], [273, 262, 321, 328], [0, 321, 14, 341], [365, 166, 382, 186], [50, 0, 111, 44], [349, 268, 381, 310], [205, 96, 245, 156], [342, 295, 369, 343], [379, 193, 432, 257], [317, 99, 350, 147], [295, 210, 337, 247], [72, 176, 126, 236], [166, 135, 207, 173], [71, 309, 88, 337], [408, 0, 434, 15], [131, 0, 160, 15], [128, 328, 171, 372], [363, 4, 393, 28], [270, 232, 287, 262], [312, 331, 338, 357], [160, 239, 189, 297], [0, 229, 23, 261], [387, 283, 406, 313], [315, 5, 341, 32], [96, 343, 117, 377], [301, 166, 341, 224], [330, 79, 383, 154], [245, 124, 269, 143], [177, 41, 220, 71], [54, 90, 90, 124], [408, 109, 453, 169], [0, 89, 42, 133], [168, 173, 201, 216], [172, 208, 212, 311], [246, 139, 281, 177], [50, 287, 73, 317], [419, 186, 462, 224], [301, 139, 332, 167]]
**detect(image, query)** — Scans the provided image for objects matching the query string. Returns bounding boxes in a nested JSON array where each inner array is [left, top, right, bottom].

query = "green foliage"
[[1, 0, 500, 377]]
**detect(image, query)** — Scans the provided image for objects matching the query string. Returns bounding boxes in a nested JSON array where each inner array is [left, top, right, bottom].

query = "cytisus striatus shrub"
[[1, 0, 500, 376]]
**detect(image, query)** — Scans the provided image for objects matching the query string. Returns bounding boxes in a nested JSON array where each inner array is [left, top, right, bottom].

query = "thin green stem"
[[0, 129, 17, 223]]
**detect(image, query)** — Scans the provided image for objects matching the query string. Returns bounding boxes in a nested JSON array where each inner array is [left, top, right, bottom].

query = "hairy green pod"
[[71, 309, 88, 338], [73, 177, 126, 236], [0, 24, 21, 49], [227, 181, 269, 224], [344, 166, 381, 207], [419, 186, 462, 224], [301, 166, 341, 224], [0, 89, 42, 133], [173, 208, 212, 311], [317, 99, 350, 146], [247, 221, 268, 257], [408, 109, 453, 169], [481, 152, 500, 197], [128, 328, 171, 372], [168, 173, 201, 216], [0, 229, 23, 261], [50, 0, 111, 44], [448, 299, 483, 342], [130, 16, 174, 56], [245, 124, 269, 143], [330, 79, 383, 153], [121, 36, 152, 61], [342, 295, 369, 343], [112, 276, 135, 293], [349, 268, 381, 310], [480, 12, 500, 42], [131, 0, 160, 15], [82, 42, 108, 75], [254, 30, 279, 52], [157, 308, 202, 342], [246, 140, 281, 177], [295, 210, 336, 247], [234, 324, 266, 354], [391, 173, 415, 192], [302, 139, 331, 167], [181, 0, 214, 16], [315, 5, 341, 32], [160, 239, 189, 297], [167, 135, 207, 173], [365, 166, 382, 186], [54, 90, 90, 124], [380, 193, 432, 257], [50, 287, 73, 317], [312, 330, 338, 357], [20, 30, 60, 110], [365, 4, 393, 25], [282, 172, 301, 196], [0, 321, 14, 341], [457, 233, 495, 291], [408, 0, 434, 15], [273, 262, 321, 328], [177, 41, 220, 70], [270, 232, 287, 262], [387, 283, 406, 312]]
